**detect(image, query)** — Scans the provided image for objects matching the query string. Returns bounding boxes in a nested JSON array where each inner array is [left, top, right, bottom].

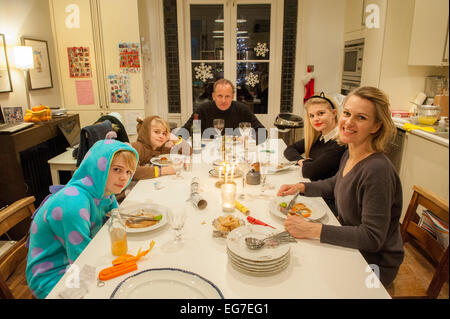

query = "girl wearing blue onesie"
[[26, 139, 138, 298]]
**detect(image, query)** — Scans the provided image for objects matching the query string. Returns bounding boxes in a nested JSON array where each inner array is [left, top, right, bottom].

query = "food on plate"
[[125, 210, 162, 228], [279, 202, 312, 218], [212, 215, 243, 233], [160, 156, 169, 164]]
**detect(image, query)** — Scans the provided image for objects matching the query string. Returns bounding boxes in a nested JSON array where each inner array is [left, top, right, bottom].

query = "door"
[[178, 0, 283, 129]]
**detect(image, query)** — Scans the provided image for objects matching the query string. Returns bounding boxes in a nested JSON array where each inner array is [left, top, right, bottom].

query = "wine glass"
[[237, 160, 252, 198], [168, 207, 187, 245], [172, 158, 184, 179], [239, 122, 251, 137], [213, 119, 225, 137]]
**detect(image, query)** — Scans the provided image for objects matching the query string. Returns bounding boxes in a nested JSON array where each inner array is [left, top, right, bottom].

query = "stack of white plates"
[[226, 225, 290, 276]]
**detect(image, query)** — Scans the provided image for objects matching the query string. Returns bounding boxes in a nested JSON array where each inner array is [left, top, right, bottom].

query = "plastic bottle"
[[192, 113, 201, 154], [108, 209, 128, 256]]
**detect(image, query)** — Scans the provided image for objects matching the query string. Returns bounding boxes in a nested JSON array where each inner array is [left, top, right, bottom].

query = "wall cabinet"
[[408, 0, 449, 66], [49, 0, 145, 128], [399, 133, 449, 221], [344, 0, 366, 34]]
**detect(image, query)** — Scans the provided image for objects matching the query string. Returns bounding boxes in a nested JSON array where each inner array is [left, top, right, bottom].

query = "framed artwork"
[[22, 38, 53, 90], [2, 106, 24, 123], [0, 33, 13, 93], [67, 46, 91, 78]]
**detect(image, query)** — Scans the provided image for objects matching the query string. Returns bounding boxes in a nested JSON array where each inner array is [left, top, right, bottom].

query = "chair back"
[[0, 196, 35, 299], [401, 185, 449, 298]]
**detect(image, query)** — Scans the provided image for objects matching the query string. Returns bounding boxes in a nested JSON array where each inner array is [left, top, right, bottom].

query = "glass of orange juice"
[[108, 209, 128, 256]]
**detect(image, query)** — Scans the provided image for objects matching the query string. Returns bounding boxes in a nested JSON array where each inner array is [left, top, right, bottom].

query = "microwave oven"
[[343, 38, 364, 79]]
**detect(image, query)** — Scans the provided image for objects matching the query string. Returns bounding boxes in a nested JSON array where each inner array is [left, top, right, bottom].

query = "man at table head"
[[180, 78, 267, 144]]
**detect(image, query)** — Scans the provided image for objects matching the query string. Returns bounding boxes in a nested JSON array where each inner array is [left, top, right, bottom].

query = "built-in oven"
[[343, 38, 364, 79], [341, 38, 365, 95]]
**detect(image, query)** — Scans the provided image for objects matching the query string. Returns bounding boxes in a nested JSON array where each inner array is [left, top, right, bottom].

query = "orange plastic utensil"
[[98, 260, 137, 281], [112, 240, 155, 265]]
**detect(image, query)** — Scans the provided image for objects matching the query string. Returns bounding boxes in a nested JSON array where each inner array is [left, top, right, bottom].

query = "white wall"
[[0, 0, 61, 112], [294, 0, 346, 117]]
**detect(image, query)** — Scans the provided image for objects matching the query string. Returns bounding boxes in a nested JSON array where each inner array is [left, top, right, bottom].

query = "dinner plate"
[[269, 195, 326, 221], [119, 203, 169, 233], [228, 257, 289, 276], [226, 225, 290, 262], [228, 253, 290, 272], [110, 268, 224, 299], [226, 247, 289, 266], [150, 155, 172, 166], [266, 161, 295, 173], [209, 168, 242, 178]]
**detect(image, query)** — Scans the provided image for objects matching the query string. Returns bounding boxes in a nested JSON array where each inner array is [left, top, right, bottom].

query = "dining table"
[[46, 138, 391, 299]]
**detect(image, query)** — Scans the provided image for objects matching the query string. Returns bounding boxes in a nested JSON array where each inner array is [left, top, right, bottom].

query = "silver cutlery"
[[245, 231, 297, 250], [285, 190, 301, 213], [106, 211, 162, 222]]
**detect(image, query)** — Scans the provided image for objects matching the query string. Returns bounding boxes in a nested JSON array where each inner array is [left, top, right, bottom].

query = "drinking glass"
[[239, 122, 251, 137], [172, 158, 184, 179], [213, 118, 225, 137], [169, 207, 187, 244], [237, 160, 252, 194]]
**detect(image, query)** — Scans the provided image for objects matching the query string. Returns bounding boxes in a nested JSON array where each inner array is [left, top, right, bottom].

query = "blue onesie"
[[26, 139, 138, 298]]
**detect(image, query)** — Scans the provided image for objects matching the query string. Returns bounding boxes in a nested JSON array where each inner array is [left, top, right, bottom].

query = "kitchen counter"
[[392, 117, 449, 148]]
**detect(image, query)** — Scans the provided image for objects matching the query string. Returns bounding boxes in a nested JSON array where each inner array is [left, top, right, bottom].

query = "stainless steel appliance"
[[341, 38, 364, 95], [274, 113, 304, 146]]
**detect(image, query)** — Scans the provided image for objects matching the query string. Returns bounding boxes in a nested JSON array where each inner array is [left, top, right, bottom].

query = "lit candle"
[[225, 164, 229, 184]]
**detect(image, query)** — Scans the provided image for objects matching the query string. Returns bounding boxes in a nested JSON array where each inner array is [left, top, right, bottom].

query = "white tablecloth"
[[47, 139, 390, 299]]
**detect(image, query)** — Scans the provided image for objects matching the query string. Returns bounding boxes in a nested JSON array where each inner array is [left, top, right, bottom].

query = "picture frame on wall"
[[22, 37, 53, 90], [0, 33, 13, 93]]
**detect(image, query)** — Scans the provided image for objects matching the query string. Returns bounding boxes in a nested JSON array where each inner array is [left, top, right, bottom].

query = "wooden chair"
[[0, 196, 35, 299], [387, 185, 449, 299]]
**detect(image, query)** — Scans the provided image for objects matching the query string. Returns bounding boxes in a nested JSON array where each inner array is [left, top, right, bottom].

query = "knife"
[[284, 190, 301, 214], [106, 212, 162, 221]]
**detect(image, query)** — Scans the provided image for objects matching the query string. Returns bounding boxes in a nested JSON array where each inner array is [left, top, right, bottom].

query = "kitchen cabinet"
[[344, 0, 366, 34], [398, 132, 449, 221], [49, 0, 145, 128], [408, 0, 449, 66]]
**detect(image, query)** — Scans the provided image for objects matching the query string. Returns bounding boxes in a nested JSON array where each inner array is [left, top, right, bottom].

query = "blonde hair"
[[303, 95, 339, 158], [113, 150, 137, 173], [150, 117, 170, 134], [342, 86, 396, 152]]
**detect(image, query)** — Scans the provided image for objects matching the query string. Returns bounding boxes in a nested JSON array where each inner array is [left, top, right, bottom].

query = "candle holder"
[[221, 182, 237, 212]]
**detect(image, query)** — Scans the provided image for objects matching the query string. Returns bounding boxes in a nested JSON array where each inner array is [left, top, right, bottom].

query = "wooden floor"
[[386, 242, 449, 299]]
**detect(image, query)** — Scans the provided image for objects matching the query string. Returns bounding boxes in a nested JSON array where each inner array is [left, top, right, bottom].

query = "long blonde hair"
[[304, 94, 339, 158], [342, 86, 395, 152]]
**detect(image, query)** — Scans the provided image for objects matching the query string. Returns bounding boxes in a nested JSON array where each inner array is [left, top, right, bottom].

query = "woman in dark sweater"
[[284, 93, 346, 181], [277, 87, 404, 288]]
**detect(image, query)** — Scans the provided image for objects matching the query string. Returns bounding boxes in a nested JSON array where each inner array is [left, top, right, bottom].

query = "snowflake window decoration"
[[254, 42, 269, 58], [245, 72, 259, 88], [194, 62, 213, 82]]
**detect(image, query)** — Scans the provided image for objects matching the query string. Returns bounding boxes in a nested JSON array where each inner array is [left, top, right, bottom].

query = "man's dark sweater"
[[304, 151, 404, 287], [181, 100, 266, 143]]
